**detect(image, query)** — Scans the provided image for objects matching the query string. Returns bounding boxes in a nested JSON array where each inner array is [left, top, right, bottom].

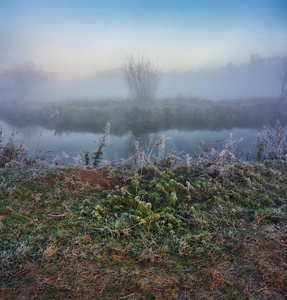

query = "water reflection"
[[2, 119, 285, 162], [54, 118, 271, 137]]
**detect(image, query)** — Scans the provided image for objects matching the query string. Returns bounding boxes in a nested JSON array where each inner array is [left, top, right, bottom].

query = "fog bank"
[[0, 56, 286, 102]]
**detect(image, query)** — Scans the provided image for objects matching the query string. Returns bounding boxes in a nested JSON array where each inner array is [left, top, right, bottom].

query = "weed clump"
[[0, 125, 28, 168], [79, 167, 222, 235], [92, 122, 110, 168], [256, 119, 287, 161]]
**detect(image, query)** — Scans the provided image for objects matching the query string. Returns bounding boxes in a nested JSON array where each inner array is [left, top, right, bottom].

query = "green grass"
[[1, 161, 286, 299]]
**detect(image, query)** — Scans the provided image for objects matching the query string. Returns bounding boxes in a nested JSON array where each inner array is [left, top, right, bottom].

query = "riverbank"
[[1, 98, 286, 135], [1, 161, 286, 299]]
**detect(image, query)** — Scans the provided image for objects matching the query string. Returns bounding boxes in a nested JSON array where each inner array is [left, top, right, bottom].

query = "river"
[[2, 119, 285, 164]]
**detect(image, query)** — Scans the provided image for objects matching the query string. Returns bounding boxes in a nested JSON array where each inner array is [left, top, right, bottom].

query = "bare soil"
[[56, 167, 121, 191]]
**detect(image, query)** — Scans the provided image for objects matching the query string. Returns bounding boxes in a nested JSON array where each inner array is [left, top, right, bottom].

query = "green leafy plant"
[[80, 168, 221, 235]]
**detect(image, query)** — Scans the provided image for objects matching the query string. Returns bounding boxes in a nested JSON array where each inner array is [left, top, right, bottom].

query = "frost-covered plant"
[[256, 127, 270, 161], [155, 135, 169, 161], [195, 140, 219, 162], [0, 126, 28, 168], [266, 120, 286, 160], [256, 120, 287, 160], [92, 122, 110, 168], [225, 133, 243, 156], [186, 154, 194, 167], [132, 134, 173, 172], [0, 124, 50, 168], [73, 153, 82, 165], [133, 141, 151, 172], [213, 134, 243, 163], [52, 151, 71, 166], [214, 149, 236, 163], [80, 168, 221, 234], [32, 158, 48, 168], [84, 150, 90, 166]]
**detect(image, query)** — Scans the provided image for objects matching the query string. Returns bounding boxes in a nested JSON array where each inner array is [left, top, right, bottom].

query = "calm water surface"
[[1, 120, 286, 163]]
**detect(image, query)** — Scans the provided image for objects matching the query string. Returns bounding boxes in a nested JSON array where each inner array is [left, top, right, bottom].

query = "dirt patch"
[[57, 167, 121, 191]]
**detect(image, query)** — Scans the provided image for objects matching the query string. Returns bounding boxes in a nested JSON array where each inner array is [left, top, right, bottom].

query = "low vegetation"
[[1, 161, 286, 299], [1, 98, 286, 135], [0, 122, 287, 299]]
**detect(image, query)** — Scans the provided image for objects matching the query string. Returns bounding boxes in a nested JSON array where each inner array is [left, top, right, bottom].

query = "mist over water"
[[0, 1, 286, 164], [1, 56, 287, 163], [61, 57, 287, 101], [162, 58, 285, 100], [1, 56, 285, 102]]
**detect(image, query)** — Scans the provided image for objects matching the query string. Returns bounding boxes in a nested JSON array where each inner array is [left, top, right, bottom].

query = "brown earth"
[[55, 167, 121, 191]]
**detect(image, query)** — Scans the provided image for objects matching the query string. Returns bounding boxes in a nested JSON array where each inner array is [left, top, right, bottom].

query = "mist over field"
[[0, 55, 286, 102], [0, 0, 287, 103]]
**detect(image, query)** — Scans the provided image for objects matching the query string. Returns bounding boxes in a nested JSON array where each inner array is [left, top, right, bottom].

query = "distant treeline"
[[0, 98, 286, 135]]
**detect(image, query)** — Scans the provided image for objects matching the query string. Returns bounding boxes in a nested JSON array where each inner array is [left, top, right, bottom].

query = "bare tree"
[[250, 53, 261, 64], [280, 57, 287, 100], [0, 63, 56, 100], [122, 56, 160, 104]]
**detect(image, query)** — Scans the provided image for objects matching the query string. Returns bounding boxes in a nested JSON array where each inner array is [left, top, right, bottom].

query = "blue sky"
[[1, 0, 286, 79]]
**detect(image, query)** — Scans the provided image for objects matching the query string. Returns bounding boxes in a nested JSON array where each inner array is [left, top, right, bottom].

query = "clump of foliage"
[[79, 167, 221, 235], [256, 119, 287, 160], [0, 125, 28, 168]]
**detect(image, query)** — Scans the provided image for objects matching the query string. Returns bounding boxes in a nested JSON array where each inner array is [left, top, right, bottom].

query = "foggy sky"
[[1, 0, 287, 80]]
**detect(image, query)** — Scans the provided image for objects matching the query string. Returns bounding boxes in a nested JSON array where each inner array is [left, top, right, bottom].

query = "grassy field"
[[1, 160, 286, 299]]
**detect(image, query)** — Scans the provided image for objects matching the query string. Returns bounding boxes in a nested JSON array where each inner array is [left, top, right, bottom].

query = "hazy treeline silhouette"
[[0, 64, 57, 102], [162, 56, 287, 100]]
